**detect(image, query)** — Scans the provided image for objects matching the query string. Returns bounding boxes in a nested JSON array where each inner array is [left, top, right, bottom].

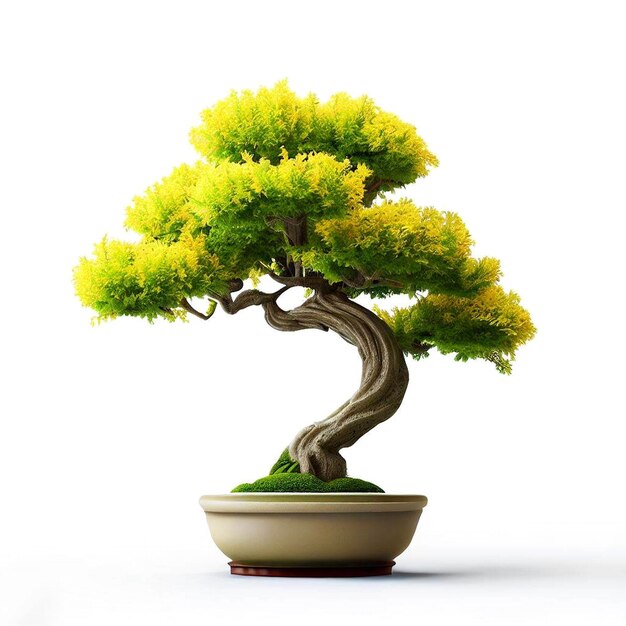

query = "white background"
[[1, 1, 625, 624]]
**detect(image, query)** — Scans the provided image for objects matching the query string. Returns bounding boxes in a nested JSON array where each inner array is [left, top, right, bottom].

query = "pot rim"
[[199, 493, 428, 514]]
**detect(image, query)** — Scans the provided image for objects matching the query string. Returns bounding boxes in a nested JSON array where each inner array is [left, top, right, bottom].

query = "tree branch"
[[268, 268, 404, 293], [340, 273, 366, 289], [363, 177, 396, 207], [340, 271, 404, 291], [216, 286, 290, 315], [228, 278, 244, 293], [180, 298, 217, 321], [365, 178, 393, 194], [410, 340, 431, 356], [268, 271, 335, 293]]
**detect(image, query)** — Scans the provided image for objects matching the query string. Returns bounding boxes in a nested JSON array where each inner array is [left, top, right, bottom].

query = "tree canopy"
[[75, 81, 535, 373]]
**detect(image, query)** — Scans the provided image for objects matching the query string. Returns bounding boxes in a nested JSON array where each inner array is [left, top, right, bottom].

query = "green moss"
[[231, 472, 384, 493], [269, 448, 300, 475]]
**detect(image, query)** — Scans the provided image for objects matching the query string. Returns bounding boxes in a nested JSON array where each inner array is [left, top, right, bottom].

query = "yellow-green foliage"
[[190, 80, 438, 191], [298, 199, 502, 296], [125, 163, 203, 242], [375, 286, 536, 373], [192, 151, 369, 225], [190, 151, 371, 279], [76, 82, 440, 321], [74, 235, 223, 321], [75, 81, 534, 371]]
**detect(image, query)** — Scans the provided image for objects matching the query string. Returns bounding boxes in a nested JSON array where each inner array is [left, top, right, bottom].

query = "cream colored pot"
[[199, 493, 427, 576]]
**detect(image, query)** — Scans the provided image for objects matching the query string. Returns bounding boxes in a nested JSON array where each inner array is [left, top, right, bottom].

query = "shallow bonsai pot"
[[199, 493, 427, 577]]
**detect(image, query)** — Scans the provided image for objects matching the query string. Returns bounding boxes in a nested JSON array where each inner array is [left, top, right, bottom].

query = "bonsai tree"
[[74, 82, 535, 490]]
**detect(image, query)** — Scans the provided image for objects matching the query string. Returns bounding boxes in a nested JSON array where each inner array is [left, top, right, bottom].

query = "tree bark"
[[262, 289, 409, 481]]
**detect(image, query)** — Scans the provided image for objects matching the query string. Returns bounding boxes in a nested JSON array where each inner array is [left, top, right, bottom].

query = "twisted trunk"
[[262, 289, 409, 481]]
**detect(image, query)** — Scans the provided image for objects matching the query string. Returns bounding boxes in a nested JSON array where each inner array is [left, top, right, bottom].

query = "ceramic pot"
[[199, 492, 427, 577]]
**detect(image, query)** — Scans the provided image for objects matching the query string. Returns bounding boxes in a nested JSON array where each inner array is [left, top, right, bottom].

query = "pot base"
[[228, 561, 395, 577]]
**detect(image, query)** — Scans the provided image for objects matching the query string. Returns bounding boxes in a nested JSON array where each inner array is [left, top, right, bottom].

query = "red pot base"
[[228, 561, 395, 577]]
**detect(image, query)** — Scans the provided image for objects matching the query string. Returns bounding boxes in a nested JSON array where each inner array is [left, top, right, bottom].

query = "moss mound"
[[269, 448, 300, 475], [231, 472, 384, 493]]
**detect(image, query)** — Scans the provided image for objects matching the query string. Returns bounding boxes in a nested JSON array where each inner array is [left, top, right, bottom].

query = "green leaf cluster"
[[190, 80, 438, 190], [73, 234, 223, 321], [297, 199, 502, 297], [125, 163, 202, 243], [190, 152, 370, 276], [375, 286, 536, 374]]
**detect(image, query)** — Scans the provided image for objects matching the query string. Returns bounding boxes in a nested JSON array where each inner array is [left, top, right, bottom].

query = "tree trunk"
[[262, 289, 409, 481]]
